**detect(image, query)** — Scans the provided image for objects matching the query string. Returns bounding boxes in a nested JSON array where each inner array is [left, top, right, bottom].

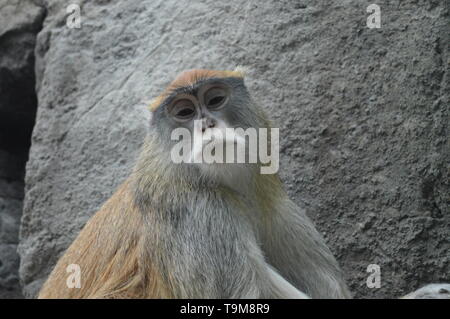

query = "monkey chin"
[[192, 139, 257, 192], [198, 161, 255, 189]]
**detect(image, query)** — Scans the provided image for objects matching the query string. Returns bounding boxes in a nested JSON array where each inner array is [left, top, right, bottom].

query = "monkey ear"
[[148, 99, 157, 111], [148, 96, 164, 112]]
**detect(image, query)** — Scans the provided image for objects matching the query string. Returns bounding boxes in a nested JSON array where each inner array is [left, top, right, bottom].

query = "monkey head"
[[147, 68, 271, 186]]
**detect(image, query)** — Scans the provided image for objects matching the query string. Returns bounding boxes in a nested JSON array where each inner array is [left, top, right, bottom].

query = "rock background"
[[0, 0, 447, 298], [0, 0, 45, 298]]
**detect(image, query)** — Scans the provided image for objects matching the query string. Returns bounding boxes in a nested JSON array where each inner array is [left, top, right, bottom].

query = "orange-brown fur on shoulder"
[[38, 179, 168, 299]]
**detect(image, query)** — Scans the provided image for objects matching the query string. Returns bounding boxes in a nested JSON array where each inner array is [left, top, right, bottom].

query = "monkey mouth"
[[186, 127, 247, 165]]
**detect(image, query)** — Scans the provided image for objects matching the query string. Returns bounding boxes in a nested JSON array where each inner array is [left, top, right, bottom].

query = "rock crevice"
[[0, 0, 46, 298]]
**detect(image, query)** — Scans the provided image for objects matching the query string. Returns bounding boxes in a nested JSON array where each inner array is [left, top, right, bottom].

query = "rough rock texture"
[[0, 0, 45, 298], [15, 0, 449, 298], [0, 150, 25, 299]]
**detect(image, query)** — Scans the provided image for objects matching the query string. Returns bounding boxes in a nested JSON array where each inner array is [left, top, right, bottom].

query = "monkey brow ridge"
[[149, 68, 244, 111]]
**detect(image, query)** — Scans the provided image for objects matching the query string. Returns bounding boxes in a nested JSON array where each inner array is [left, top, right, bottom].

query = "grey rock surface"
[[0, 0, 45, 298], [0, 149, 24, 298], [14, 0, 449, 298]]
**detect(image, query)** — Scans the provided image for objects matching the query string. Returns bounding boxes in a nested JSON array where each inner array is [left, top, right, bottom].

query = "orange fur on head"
[[149, 68, 245, 111]]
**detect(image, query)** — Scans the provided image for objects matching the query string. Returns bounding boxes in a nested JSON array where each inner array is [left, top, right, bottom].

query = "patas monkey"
[[38, 69, 351, 299]]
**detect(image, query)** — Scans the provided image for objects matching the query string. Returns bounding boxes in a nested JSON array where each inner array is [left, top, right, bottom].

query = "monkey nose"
[[202, 118, 216, 133]]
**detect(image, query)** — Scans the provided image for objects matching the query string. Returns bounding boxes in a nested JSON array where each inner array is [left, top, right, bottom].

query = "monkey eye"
[[204, 87, 228, 110], [170, 99, 196, 122]]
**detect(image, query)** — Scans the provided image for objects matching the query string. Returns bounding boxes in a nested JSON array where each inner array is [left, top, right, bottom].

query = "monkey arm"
[[261, 197, 352, 299], [265, 264, 310, 298]]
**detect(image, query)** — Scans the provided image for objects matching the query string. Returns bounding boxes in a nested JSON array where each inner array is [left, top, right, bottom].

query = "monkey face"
[[148, 69, 270, 184]]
